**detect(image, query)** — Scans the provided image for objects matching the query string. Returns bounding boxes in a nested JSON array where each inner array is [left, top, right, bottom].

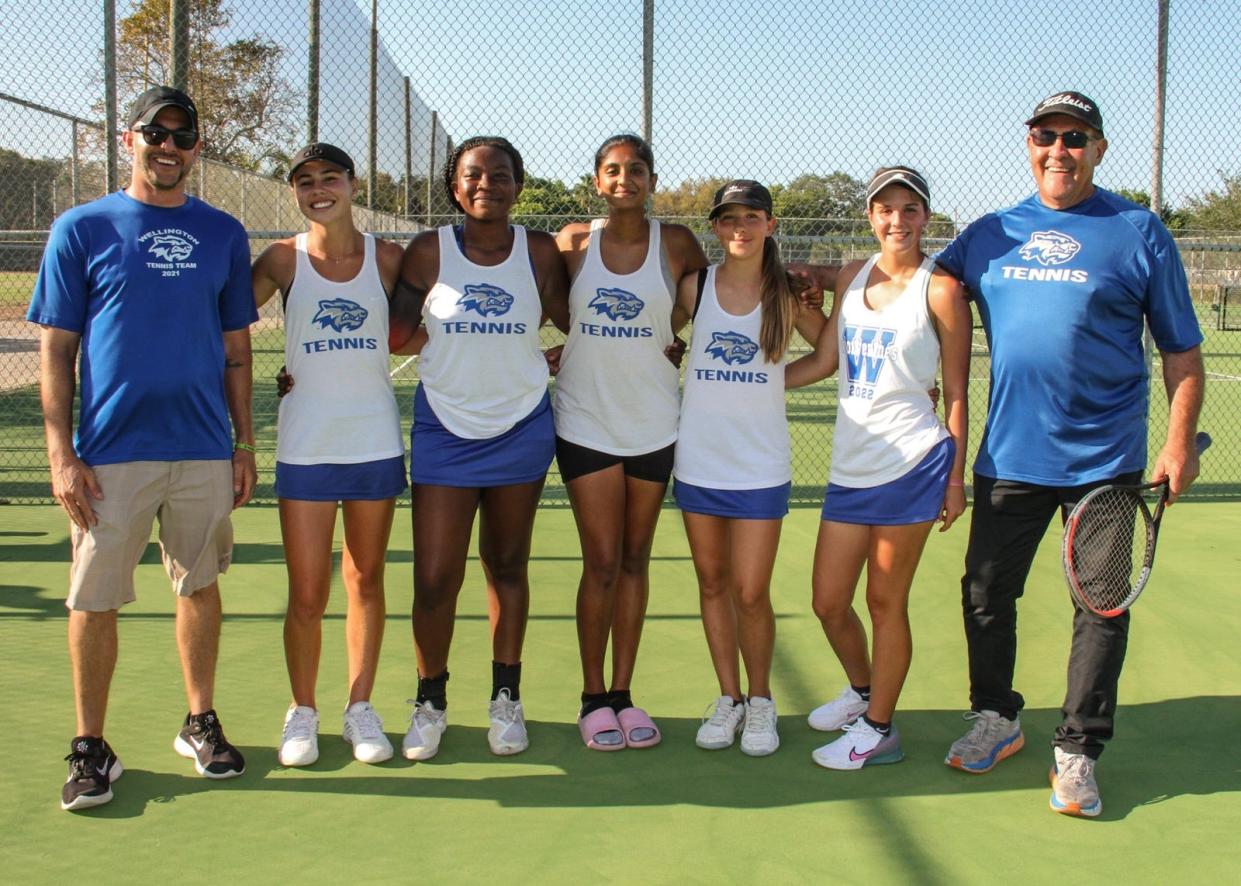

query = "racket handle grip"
[[1196, 431, 1212, 455]]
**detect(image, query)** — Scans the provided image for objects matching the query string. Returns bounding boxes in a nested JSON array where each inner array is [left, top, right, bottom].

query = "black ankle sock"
[[417, 670, 449, 711], [851, 684, 872, 701], [492, 661, 521, 701], [606, 689, 633, 713], [862, 714, 891, 734], [580, 692, 611, 717]]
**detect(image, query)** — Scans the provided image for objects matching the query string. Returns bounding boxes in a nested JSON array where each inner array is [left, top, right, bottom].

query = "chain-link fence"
[[2, 0, 1239, 504]]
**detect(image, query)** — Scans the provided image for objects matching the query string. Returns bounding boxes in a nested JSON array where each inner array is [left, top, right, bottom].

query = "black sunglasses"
[[136, 124, 199, 150], [1029, 128, 1098, 149]]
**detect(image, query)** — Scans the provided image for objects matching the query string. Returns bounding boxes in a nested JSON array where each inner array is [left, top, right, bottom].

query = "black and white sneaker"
[[61, 736, 123, 811], [174, 710, 245, 779]]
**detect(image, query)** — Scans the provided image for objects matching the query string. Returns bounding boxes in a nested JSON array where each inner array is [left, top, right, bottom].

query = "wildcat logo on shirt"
[[313, 298, 368, 332], [1003, 230, 1089, 283], [578, 287, 653, 338], [694, 331, 767, 383], [844, 325, 896, 400], [444, 283, 526, 335], [301, 298, 378, 353], [138, 228, 199, 277]]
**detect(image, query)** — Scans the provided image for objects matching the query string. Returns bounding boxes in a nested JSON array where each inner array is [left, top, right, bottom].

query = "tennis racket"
[[1062, 431, 1211, 617]]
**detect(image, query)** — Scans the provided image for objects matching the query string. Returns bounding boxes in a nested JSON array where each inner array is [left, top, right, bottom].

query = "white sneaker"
[[695, 696, 745, 750], [740, 696, 780, 757], [487, 689, 529, 756], [279, 705, 319, 767], [402, 699, 447, 761], [1049, 747, 1102, 817], [807, 686, 868, 732], [812, 718, 904, 770], [342, 701, 393, 764]]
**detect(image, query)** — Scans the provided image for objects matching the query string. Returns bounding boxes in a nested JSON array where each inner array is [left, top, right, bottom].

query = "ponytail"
[[758, 236, 796, 362]]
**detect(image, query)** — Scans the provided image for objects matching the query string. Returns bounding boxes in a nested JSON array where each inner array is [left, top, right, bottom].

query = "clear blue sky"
[[2, 0, 1238, 222]]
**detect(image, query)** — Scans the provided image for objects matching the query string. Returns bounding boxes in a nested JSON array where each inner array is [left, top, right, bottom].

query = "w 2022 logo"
[[588, 287, 644, 321], [313, 298, 368, 332], [843, 325, 896, 386], [705, 331, 759, 365], [458, 283, 515, 317]]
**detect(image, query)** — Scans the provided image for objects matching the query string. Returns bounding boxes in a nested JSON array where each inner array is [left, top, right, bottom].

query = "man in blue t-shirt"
[[27, 86, 260, 811], [935, 91, 1204, 817]]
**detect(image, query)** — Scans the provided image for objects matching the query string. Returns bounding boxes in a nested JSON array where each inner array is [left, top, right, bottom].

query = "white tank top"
[[553, 219, 678, 454], [418, 225, 548, 439], [674, 266, 790, 489], [276, 233, 403, 464], [830, 254, 949, 487]]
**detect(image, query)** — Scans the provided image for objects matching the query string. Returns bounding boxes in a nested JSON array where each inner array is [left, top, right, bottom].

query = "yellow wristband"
[[234, 442, 257, 453]]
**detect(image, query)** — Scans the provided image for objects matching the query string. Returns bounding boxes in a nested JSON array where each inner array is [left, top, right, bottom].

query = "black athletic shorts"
[[555, 437, 675, 485]]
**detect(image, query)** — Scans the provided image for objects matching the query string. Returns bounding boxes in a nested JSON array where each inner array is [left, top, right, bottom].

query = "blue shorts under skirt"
[[673, 479, 791, 520], [411, 384, 554, 488], [275, 455, 408, 501], [821, 437, 955, 525]]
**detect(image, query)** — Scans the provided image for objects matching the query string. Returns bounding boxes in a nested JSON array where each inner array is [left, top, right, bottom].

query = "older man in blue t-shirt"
[[27, 86, 259, 811], [935, 91, 1204, 817]]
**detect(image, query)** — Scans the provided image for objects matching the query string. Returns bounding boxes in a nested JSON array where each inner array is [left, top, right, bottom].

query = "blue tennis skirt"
[[673, 479, 792, 520], [275, 455, 407, 502], [411, 384, 555, 487], [821, 437, 955, 525]]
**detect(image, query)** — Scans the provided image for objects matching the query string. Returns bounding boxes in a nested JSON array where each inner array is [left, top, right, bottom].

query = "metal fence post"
[[642, 0, 654, 145], [404, 77, 412, 218], [308, 0, 320, 143], [103, 0, 118, 193], [170, 0, 189, 92], [427, 110, 437, 226], [368, 0, 378, 211]]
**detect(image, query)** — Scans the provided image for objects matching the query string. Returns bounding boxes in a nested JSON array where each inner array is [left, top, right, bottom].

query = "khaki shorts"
[[67, 460, 234, 612]]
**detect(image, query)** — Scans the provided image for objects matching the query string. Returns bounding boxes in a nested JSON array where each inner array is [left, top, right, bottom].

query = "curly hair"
[[442, 136, 525, 213]]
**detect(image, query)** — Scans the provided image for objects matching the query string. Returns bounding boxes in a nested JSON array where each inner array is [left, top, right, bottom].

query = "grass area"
[[2, 502, 1240, 883], [0, 270, 38, 306]]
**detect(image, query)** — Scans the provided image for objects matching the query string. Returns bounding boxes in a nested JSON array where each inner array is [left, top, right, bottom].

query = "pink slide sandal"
[[578, 706, 625, 751], [617, 707, 661, 749]]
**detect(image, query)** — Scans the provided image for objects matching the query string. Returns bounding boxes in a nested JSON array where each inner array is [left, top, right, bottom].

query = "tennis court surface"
[[2, 502, 1238, 883]]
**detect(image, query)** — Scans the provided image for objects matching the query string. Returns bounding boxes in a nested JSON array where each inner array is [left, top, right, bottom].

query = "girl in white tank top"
[[552, 135, 708, 750], [252, 143, 412, 768], [784, 167, 971, 770], [387, 137, 570, 757], [670, 180, 826, 757]]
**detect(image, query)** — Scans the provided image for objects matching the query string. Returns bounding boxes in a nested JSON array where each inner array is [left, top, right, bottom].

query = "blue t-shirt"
[[27, 191, 258, 465], [936, 188, 1202, 486]]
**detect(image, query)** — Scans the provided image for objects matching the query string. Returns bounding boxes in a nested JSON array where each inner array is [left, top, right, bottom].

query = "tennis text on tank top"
[[674, 266, 790, 490], [417, 224, 548, 439], [830, 254, 948, 488], [276, 232, 403, 464], [554, 218, 679, 454]]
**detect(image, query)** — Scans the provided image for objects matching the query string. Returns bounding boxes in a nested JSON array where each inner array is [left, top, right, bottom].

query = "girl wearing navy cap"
[[672, 180, 825, 756], [389, 137, 570, 760], [253, 143, 417, 768], [786, 166, 971, 770], [551, 134, 708, 751]]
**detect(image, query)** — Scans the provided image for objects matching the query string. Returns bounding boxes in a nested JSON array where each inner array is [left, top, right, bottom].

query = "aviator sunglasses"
[[135, 124, 199, 150], [1029, 128, 1099, 149]]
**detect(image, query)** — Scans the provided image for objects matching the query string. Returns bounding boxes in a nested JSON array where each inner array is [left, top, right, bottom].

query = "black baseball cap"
[[709, 180, 773, 220], [1025, 91, 1104, 135], [287, 142, 356, 182], [866, 166, 930, 208], [127, 85, 198, 130]]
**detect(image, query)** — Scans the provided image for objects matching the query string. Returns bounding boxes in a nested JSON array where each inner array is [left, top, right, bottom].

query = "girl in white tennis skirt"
[[671, 180, 825, 756]]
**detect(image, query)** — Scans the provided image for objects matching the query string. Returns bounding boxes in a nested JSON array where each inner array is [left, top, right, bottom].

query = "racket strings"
[[1067, 488, 1154, 612]]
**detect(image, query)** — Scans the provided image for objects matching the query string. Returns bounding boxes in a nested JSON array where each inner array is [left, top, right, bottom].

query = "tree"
[[651, 177, 729, 228], [1181, 173, 1241, 233], [0, 148, 62, 230], [1114, 188, 1189, 230], [512, 175, 602, 229], [115, 0, 299, 172], [771, 173, 867, 236]]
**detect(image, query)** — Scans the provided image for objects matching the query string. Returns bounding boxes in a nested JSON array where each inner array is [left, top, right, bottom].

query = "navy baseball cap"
[[287, 143, 356, 181], [127, 86, 198, 130], [709, 180, 773, 220], [1025, 91, 1104, 135]]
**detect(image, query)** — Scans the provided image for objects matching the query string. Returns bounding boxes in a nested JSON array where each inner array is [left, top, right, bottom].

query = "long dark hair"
[[757, 233, 796, 363], [442, 136, 525, 212]]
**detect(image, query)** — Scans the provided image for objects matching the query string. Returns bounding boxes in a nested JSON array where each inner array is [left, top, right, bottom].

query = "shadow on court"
[[75, 697, 1241, 822]]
